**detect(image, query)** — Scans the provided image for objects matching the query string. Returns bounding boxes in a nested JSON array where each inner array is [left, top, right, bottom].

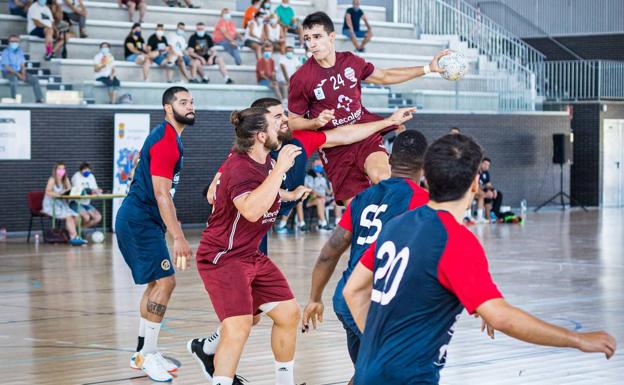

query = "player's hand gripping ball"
[[438, 51, 468, 81]]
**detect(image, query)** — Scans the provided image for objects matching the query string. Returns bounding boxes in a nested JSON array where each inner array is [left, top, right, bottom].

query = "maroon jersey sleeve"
[[227, 157, 262, 201], [338, 203, 353, 231], [359, 241, 377, 271], [406, 180, 430, 210], [348, 52, 375, 81], [436, 212, 503, 314], [292, 130, 327, 157], [149, 135, 178, 180], [287, 68, 311, 116], [217, 151, 234, 173]]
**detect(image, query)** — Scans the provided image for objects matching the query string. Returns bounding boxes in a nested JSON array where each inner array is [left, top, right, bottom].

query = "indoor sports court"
[[1, 0, 623, 384]]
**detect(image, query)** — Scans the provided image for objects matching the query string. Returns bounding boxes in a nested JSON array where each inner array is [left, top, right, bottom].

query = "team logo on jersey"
[[161, 259, 171, 271], [314, 79, 327, 100], [344, 67, 358, 88], [337, 95, 353, 112]]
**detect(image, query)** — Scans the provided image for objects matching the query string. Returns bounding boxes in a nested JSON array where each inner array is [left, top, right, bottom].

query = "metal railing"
[[543, 60, 624, 101]]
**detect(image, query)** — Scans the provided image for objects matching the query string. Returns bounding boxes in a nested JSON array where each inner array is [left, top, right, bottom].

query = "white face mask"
[[223, 13, 232, 20], [176, 28, 185, 36], [156, 30, 164, 38]]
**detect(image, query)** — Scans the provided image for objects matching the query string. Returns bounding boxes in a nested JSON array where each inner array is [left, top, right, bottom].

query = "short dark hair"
[[251, 97, 281, 109], [302, 12, 335, 34], [231, 107, 269, 152], [8, 34, 18, 40], [196, 22, 205, 26], [162, 86, 189, 106], [131, 22, 141, 29], [449, 127, 461, 134], [424, 134, 483, 202], [79, 162, 91, 171], [389, 130, 428, 172], [156, 23, 164, 28], [99, 41, 110, 48], [177, 22, 185, 27], [483, 157, 491, 163]]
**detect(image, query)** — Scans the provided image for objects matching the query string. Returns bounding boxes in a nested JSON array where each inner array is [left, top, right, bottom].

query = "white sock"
[[319, 220, 327, 226], [464, 209, 471, 218], [275, 360, 295, 385], [278, 219, 287, 228], [213, 376, 233, 385], [141, 319, 161, 355], [202, 326, 221, 355], [298, 221, 306, 228], [139, 317, 146, 337], [224, 76, 230, 81], [477, 208, 484, 219]]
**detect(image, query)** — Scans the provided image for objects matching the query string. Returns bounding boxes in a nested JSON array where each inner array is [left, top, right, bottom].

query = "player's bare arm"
[[366, 49, 451, 85], [280, 185, 312, 202], [343, 261, 373, 332], [152, 175, 192, 270], [234, 144, 301, 222], [288, 109, 335, 131], [302, 226, 353, 332], [322, 107, 415, 148], [477, 298, 617, 359], [206, 171, 222, 205]]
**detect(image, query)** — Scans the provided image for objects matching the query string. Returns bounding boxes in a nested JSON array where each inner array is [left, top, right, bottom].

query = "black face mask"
[[173, 107, 195, 126]]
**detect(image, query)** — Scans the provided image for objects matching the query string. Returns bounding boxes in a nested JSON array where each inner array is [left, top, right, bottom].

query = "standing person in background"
[[93, 42, 120, 104]]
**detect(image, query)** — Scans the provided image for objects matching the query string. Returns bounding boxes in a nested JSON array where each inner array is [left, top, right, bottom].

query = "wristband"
[[423, 64, 431, 75]]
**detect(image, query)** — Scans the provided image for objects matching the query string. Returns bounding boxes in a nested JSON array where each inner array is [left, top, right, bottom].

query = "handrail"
[[543, 60, 624, 101]]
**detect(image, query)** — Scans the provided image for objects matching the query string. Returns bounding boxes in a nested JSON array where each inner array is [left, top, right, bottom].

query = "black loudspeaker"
[[553, 134, 573, 165]]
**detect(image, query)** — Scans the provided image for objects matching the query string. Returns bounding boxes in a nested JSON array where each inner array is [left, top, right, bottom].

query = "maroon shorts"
[[318, 133, 387, 203], [197, 252, 294, 321]]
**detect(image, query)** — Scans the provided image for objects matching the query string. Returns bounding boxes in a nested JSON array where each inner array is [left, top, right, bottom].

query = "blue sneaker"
[[69, 237, 87, 246], [275, 224, 288, 234]]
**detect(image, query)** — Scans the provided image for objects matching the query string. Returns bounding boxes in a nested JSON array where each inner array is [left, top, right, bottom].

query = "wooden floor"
[[0, 209, 623, 385]]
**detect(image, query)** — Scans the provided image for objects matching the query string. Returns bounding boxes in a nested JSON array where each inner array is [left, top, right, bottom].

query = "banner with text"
[[0, 110, 30, 160]]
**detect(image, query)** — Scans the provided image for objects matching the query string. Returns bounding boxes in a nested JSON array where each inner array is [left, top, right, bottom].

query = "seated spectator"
[[9, 0, 31, 17], [477, 157, 503, 222], [124, 23, 151, 81], [213, 8, 243, 65], [42, 162, 86, 246], [277, 45, 300, 101], [265, 13, 285, 54], [343, 0, 372, 52], [187, 22, 234, 84], [61, 0, 87, 38], [304, 160, 333, 231], [163, 0, 198, 8], [2, 35, 44, 103], [242, 0, 261, 29], [244, 11, 266, 60], [116, 0, 145, 23], [167, 22, 199, 83], [93, 42, 120, 104], [256, 43, 283, 99], [70, 162, 102, 229], [146, 24, 175, 83], [27, 0, 64, 60], [260, 0, 271, 12], [275, 0, 304, 49]]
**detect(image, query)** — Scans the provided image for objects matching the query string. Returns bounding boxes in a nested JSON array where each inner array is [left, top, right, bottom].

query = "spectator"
[[304, 159, 333, 231], [242, 0, 261, 29], [343, 0, 372, 52], [260, 0, 271, 12], [256, 43, 283, 99], [265, 13, 286, 54], [146, 24, 175, 83], [8, 0, 31, 17], [42, 162, 86, 246], [449, 126, 461, 134], [27, 0, 64, 61], [275, 0, 304, 49], [275, 200, 308, 233], [116, 0, 145, 23], [187, 22, 234, 84], [61, 0, 87, 38], [167, 21, 199, 83], [477, 157, 504, 222], [164, 0, 198, 8], [70, 162, 102, 230], [93, 42, 120, 104], [277, 45, 299, 101], [2, 35, 44, 103], [243, 10, 266, 60], [124, 23, 151, 81], [213, 8, 243, 65]]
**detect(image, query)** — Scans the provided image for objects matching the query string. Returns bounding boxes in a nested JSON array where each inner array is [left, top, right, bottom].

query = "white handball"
[[437, 51, 468, 81], [91, 231, 104, 243]]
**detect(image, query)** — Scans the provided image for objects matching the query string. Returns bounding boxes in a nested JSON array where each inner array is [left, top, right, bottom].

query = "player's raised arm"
[[288, 110, 335, 131], [365, 49, 450, 85], [322, 107, 415, 148]]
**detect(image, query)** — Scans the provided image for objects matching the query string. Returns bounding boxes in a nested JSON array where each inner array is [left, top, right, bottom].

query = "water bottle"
[[520, 199, 527, 218], [35, 233, 40, 245], [0, 228, 6, 242]]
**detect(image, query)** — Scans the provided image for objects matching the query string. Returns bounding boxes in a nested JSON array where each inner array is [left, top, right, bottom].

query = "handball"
[[91, 231, 104, 243], [437, 51, 468, 81]]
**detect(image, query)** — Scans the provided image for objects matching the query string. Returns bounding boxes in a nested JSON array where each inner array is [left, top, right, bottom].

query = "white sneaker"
[[130, 351, 140, 369], [154, 351, 178, 372], [141, 352, 173, 382]]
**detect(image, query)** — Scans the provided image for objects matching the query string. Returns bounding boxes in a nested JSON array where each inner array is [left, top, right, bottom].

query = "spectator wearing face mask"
[[60, 0, 88, 38], [277, 45, 300, 102], [70, 162, 103, 230], [167, 22, 201, 83], [304, 159, 334, 231], [275, 0, 304, 49], [265, 13, 285, 54], [243, 10, 266, 60], [124, 23, 152, 80], [146, 24, 175, 83], [93, 42, 120, 103], [256, 43, 283, 99], [116, 0, 145, 23], [9, 0, 32, 18], [27, 0, 65, 61], [187, 22, 234, 84], [2, 34, 44, 103], [213, 8, 243, 65]]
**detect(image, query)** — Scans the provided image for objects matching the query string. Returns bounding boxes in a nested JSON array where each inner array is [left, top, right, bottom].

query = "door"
[[602, 119, 624, 207]]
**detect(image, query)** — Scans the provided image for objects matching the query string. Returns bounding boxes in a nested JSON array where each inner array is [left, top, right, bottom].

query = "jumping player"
[[116, 86, 194, 382], [301, 130, 429, 383], [288, 11, 449, 205], [344, 134, 617, 384], [189, 106, 308, 385]]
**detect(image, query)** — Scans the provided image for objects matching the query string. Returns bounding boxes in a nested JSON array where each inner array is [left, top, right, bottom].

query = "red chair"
[[27, 191, 49, 243]]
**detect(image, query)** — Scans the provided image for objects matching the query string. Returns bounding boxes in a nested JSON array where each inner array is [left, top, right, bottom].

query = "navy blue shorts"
[[259, 234, 268, 255], [30, 27, 46, 38], [115, 217, 174, 284], [336, 312, 362, 365]]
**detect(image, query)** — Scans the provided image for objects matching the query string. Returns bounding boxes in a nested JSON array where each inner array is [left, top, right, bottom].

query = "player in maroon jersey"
[[288, 11, 449, 205]]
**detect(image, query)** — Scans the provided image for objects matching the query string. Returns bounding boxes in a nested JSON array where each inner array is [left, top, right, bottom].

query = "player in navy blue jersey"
[[344, 134, 616, 385], [301, 130, 429, 383], [115, 86, 195, 382]]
